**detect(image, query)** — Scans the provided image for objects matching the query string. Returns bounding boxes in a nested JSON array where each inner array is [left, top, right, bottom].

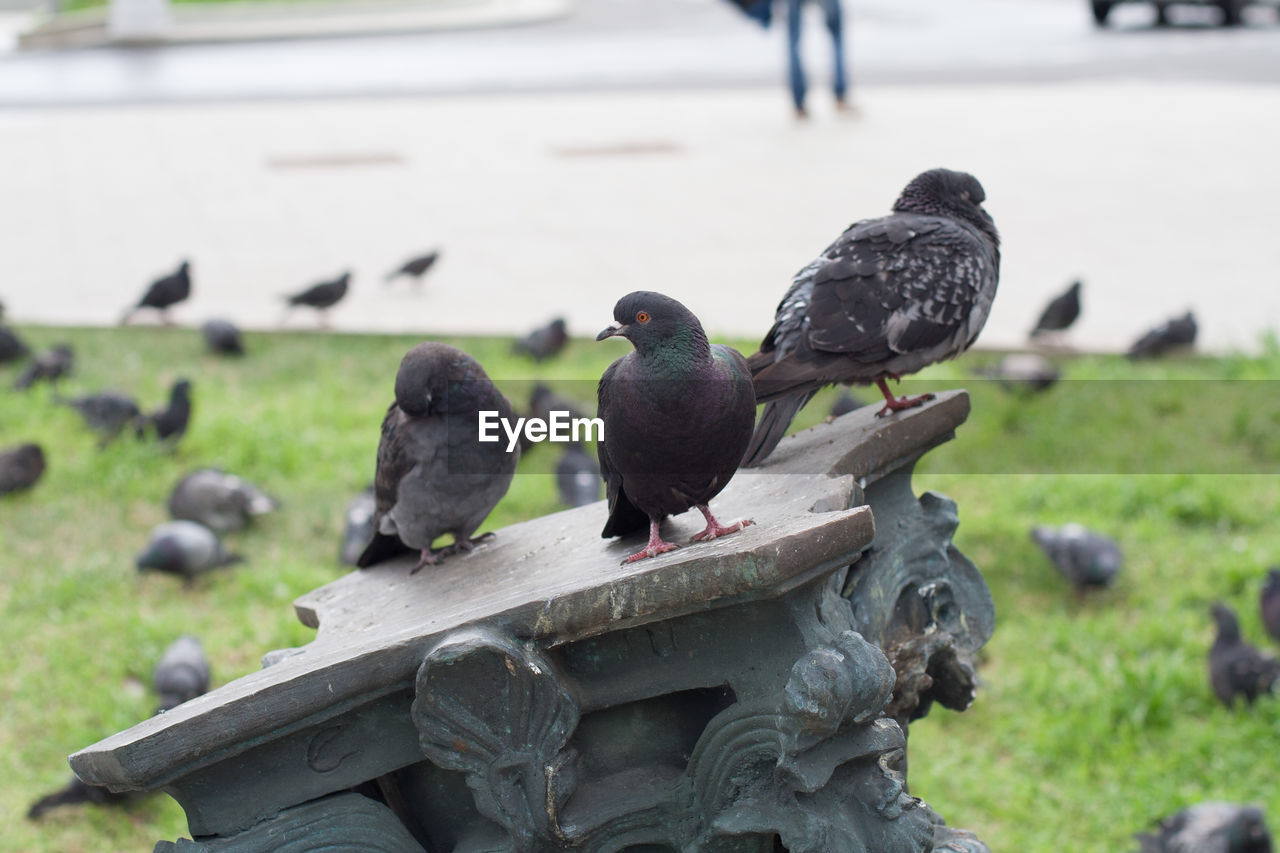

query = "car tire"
[[1219, 0, 1245, 24], [1091, 0, 1114, 24]]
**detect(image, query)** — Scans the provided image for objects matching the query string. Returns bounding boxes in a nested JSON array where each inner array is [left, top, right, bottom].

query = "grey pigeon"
[[826, 390, 864, 420], [340, 486, 377, 566], [0, 443, 45, 495], [121, 259, 191, 325], [1208, 602, 1280, 707], [26, 776, 133, 820], [513, 317, 569, 362], [357, 342, 520, 573], [385, 249, 441, 285], [597, 291, 756, 563], [283, 271, 350, 326], [136, 520, 242, 579], [556, 442, 602, 507], [140, 378, 192, 443], [1029, 279, 1081, 338], [1262, 568, 1280, 644], [0, 325, 28, 363], [14, 343, 73, 390], [743, 168, 1000, 466], [61, 390, 142, 447], [1128, 311, 1197, 359], [153, 635, 211, 713], [1030, 523, 1121, 589], [202, 318, 245, 356], [1137, 802, 1272, 853], [167, 468, 278, 532], [975, 353, 1060, 393]]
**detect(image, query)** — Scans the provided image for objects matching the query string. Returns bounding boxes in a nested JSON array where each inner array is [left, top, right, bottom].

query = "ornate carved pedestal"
[[72, 390, 992, 853]]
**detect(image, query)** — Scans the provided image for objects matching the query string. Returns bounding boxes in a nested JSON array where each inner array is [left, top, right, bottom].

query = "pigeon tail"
[[741, 392, 813, 468], [357, 530, 415, 569]]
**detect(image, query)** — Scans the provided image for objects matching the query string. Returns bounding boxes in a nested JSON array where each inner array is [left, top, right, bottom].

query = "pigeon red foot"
[[692, 505, 754, 542], [874, 377, 935, 417], [623, 520, 681, 564], [410, 532, 495, 574]]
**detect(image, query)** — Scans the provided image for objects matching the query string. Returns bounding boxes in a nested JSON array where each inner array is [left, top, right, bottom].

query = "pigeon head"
[[1226, 807, 1273, 853], [596, 291, 709, 360], [136, 537, 183, 573], [894, 168, 999, 244], [1211, 602, 1242, 643], [394, 342, 497, 416], [171, 378, 192, 400]]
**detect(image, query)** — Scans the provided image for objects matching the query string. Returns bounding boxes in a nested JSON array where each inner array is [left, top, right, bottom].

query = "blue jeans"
[[786, 0, 848, 111]]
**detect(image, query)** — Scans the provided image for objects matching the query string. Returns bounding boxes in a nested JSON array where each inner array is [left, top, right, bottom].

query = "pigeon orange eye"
[[636, 312, 650, 324]]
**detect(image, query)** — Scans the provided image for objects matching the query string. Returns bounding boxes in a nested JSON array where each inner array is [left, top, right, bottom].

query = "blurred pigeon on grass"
[[513, 317, 569, 362], [1262, 568, 1280, 644], [596, 291, 756, 563], [1137, 802, 1273, 853], [14, 343, 73, 390], [385, 249, 440, 286], [556, 442, 601, 508], [743, 168, 1000, 466], [168, 468, 278, 532], [1030, 523, 1121, 590], [282, 271, 350, 327], [61, 390, 142, 448], [974, 353, 1060, 394], [1208, 602, 1279, 707], [340, 486, 376, 566], [1029, 279, 1081, 340], [1128, 311, 1197, 359], [202, 319, 245, 356], [0, 325, 29, 363], [121, 259, 191, 326], [825, 390, 864, 421], [357, 342, 520, 573], [136, 520, 242, 580], [139, 378, 192, 444], [27, 776, 134, 820], [0, 443, 45, 495], [154, 635, 211, 713]]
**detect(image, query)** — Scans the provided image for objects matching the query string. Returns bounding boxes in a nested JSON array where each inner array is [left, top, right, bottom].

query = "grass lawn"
[[2, 325, 1278, 852]]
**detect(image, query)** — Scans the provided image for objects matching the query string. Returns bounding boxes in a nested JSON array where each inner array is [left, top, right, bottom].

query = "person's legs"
[[821, 0, 848, 104], [786, 0, 807, 115]]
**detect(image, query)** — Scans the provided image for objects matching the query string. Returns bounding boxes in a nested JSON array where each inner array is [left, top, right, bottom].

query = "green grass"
[[2, 326, 1278, 851]]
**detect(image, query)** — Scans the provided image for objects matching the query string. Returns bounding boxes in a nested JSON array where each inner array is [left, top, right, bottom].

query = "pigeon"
[[596, 291, 756, 563], [340, 486, 376, 566], [282, 271, 350, 326], [974, 353, 1060, 394], [121, 259, 191, 325], [1208, 602, 1280, 707], [140, 378, 192, 443], [385, 249, 441, 285], [0, 443, 45, 495], [202, 318, 245, 356], [61, 390, 143, 447], [1030, 523, 1121, 589], [153, 635, 211, 713], [1128, 311, 1197, 359], [826, 390, 864, 421], [136, 520, 242, 579], [556, 442, 602, 508], [26, 776, 134, 819], [0, 325, 28, 363], [520, 383, 592, 452], [743, 168, 1000, 466], [513, 317, 569, 362], [357, 342, 520, 572], [1262, 568, 1280, 644], [1029, 279, 1081, 338], [1136, 802, 1273, 853], [13, 343, 73, 390], [167, 468, 279, 532]]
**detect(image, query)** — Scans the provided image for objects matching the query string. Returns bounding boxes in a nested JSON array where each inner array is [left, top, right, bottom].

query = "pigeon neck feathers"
[[893, 167, 1000, 246]]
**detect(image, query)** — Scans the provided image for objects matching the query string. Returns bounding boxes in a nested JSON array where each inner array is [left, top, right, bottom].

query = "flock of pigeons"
[[0, 166, 1267, 849]]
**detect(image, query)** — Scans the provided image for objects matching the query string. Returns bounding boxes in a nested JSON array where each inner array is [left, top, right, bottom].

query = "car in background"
[[1090, 0, 1261, 26]]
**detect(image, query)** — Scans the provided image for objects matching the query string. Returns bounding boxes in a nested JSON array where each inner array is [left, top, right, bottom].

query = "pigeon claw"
[[874, 393, 934, 417], [409, 548, 443, 575], [622, 541, 680, 564], [692, 518, 754, 542]]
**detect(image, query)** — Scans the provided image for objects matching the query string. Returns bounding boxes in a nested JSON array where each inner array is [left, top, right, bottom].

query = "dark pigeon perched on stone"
[[153, 635, 211, 713], [0, 325, 29, 363], [202, 318, 245, 356], [1137, 802, 1273, 853], [357, 342, 520, 573], [340, 486, 377, 566], [556, 442, 601, 507], [61, 390, 142, 447], [167, 468, 279, 532], [283, 271, 350, 325], [1208, 602, 1280, 707], [0, 443, 45, 495], [596, 291, 756, 563], [136, 520, 242, 579], [1029, 279, 1081, 338], [385, 249, 440, 285], [1030, 523, 1121, 589], [121, 259, 191, 325], [975, 353, 1060, 394], [26, 775, 134, 820], [14, 343, 73, 390], [743, 168, 1000, 466], [1128, 311, 1197, 360], [140, 378, 192, 443], [513, 317, 569, 362], [1262, 568, 1280, 644]]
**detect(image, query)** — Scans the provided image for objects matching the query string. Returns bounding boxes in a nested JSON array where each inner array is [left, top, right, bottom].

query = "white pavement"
[[3, 81, 1278, 352]]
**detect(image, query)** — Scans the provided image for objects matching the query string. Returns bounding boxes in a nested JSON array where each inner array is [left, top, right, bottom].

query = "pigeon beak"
[[596, 321, 626, 342]]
